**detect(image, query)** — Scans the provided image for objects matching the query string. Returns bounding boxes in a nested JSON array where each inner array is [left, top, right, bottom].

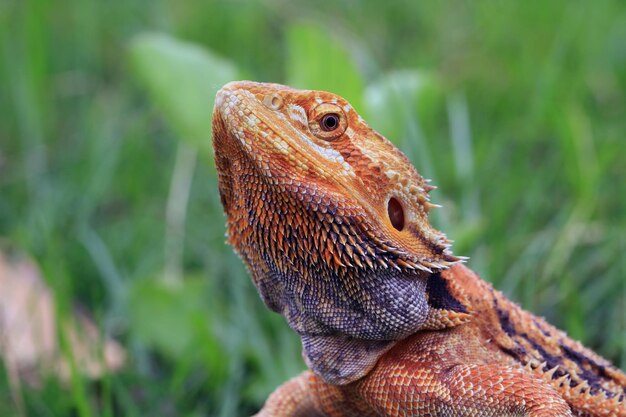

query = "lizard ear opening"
[[387, 197, 405, 231]]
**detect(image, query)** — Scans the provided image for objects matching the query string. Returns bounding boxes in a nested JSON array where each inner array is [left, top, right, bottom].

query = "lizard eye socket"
[[309, 103, 347, 141]]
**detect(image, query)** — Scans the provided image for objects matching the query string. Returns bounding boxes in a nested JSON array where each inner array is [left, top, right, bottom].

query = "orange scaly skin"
[[212, 81, 626, 417]]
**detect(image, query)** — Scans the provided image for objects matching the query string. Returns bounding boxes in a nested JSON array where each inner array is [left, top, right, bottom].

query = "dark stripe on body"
[[493, 290, 620, 399], [426, 273, 468, 313]]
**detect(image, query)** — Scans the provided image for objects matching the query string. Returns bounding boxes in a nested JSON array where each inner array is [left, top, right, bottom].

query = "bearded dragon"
[[212, 81, 626, 416]]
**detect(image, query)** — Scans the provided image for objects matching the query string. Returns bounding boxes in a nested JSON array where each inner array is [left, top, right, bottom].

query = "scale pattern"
[[212, 81, 626, 416]]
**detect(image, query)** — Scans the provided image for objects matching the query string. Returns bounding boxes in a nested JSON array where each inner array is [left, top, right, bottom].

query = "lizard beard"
[[238, 203, 434, 385], [214, 129, 441, 383], [219, 155, 433, 340], [218, 159, 439, 383]]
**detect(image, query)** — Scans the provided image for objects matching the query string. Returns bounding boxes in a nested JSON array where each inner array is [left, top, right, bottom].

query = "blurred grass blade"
[[363, 69, 444, 185], [129, 33, 238, 153], [0, 248, 126, 385], [363, 70, 443, 144], [127, 276, 226, 380], [286, 23, 364, 110]]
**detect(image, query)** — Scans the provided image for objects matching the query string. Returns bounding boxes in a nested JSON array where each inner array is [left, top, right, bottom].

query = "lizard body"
[[212, 81, 626, 416]]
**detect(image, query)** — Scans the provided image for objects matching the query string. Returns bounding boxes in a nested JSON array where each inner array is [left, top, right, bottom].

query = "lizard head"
[[213, 81, 458, 274]]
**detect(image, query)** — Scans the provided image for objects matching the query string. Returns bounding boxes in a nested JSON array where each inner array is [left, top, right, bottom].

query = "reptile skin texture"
[[212, 81, 626, 416]]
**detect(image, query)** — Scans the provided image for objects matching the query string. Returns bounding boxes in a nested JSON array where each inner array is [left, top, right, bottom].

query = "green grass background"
[[1, 1, 626, 415]]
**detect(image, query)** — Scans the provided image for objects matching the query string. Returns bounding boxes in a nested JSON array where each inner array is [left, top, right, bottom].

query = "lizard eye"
[[309, 103, 347, 141], [321, 113, 340, 131]]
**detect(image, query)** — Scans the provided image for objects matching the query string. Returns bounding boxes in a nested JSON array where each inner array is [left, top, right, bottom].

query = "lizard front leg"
[[255, 371, 378, 417], [254, 372, 325, 417], [359, 362, 573, 416]]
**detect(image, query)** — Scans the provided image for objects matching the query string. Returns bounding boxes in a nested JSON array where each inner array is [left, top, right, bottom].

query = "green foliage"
[[363, 70, 444, 146], [286, 23, 365, 111], [1, 1, 625, 415], [129, 33, 238, 152], [128, 277, 224, 369]]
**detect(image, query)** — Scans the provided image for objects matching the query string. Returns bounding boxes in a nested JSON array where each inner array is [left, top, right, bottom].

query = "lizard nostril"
[[387, 197, 405, 231], [263, 94, 283, 110]]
